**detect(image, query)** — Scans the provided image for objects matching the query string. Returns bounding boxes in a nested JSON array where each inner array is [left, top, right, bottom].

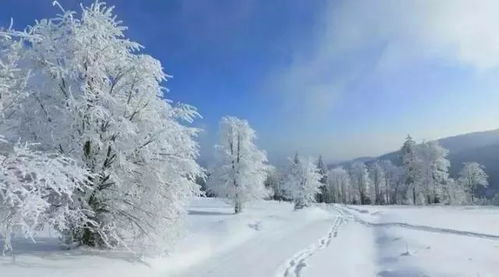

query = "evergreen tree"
[[316, 155, 328, 202], [401, 135, 420, 204]]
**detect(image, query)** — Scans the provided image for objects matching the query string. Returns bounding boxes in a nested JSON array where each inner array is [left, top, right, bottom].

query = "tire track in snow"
[[338, 206, 499, 241], [278, 215, 345, 277]]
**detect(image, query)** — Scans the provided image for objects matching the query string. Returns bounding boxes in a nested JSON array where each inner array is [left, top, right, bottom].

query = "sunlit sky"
[[2, 0, 499, 163]]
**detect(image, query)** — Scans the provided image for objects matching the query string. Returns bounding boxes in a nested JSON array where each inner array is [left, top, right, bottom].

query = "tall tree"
[[350, 162, 372, 204], [3, 2, 203, 251], [207, 116, 269, 213], [283, 154, 322, 209], [401, 135, 420, 204], [316, 155, 328, 202], [264, 167, 285, 201], [327, 167, 351, 203], [417, 141, 451, 204], [458, 162, 488, 203], [369, 161, 386, 205], [379, 160, 402, 204]]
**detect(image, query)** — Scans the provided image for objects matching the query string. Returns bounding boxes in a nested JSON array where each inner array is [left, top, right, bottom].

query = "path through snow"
[[279, 215, 345, 277]]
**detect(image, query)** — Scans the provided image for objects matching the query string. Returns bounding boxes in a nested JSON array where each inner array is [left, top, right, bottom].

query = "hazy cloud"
[[267, 0, 499, 114]]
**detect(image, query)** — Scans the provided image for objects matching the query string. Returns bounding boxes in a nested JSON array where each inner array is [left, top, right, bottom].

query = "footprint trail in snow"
[[278, 215, 345, 277]]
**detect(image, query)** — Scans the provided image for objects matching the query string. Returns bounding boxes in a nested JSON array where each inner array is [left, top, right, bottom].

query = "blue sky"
[[2, 0, 499, 164]]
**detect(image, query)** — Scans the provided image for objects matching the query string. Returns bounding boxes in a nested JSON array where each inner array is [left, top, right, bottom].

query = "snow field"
[[1, 198, 499, 277]]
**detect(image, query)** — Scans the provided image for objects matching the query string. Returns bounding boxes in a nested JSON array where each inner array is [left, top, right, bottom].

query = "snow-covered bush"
[[207, 116, 269, 213], [283, 154, 322, 209], [2, 2, 203, 252]]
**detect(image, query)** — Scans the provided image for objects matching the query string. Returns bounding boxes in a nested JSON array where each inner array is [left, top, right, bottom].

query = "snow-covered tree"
[[207, 116, 269, 213], [400, 136, 456, 205], [327, 167, 351, 203], [401, 135, 420, 204], [399, 136, 458, 205], [283, 154, 322, 209], [316, 155, 328, 202], [458, 162, 488, 203], [369, 161, 386, 204], [417, 141, 451, 204], [446, 178, 468, 205], [2, 2, 203, 251], [349, 162, 371, 204], [379, 160, 402, 204], [264, 166, 285, 201]]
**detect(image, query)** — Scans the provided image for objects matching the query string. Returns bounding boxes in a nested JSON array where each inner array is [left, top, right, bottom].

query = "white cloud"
[[267, 0, 499, 114], [345, 0, 499, 70], [259, 0, 499, 161]]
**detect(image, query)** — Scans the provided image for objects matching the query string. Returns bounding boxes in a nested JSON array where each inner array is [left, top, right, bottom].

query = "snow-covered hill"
[[1, 198, 498, 277]]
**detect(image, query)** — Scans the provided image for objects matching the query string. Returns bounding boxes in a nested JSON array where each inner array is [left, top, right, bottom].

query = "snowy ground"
[[1, 198, 499, 277]]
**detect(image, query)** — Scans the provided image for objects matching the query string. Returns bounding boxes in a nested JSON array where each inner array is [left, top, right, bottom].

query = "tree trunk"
[[234, 199, 242, 214], [412, 186, 417, 205], [471, 187, 475, 203]]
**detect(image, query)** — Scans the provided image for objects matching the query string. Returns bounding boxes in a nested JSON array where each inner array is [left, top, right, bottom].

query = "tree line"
[[266, 136, 489, 207], [206, 119, 490, 213]]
